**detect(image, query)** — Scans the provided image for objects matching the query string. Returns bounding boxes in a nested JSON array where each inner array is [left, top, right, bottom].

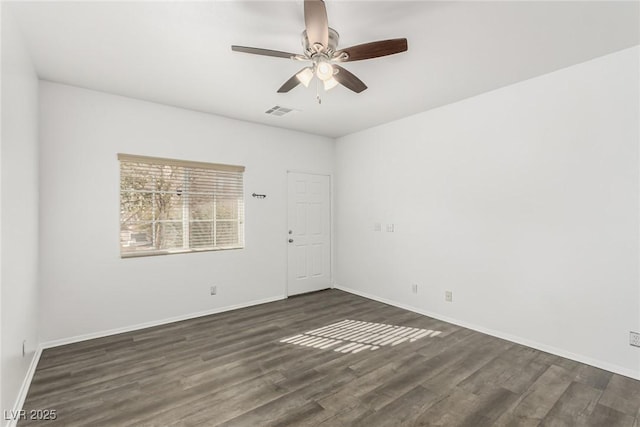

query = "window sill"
[[120, 246, 244, 259]]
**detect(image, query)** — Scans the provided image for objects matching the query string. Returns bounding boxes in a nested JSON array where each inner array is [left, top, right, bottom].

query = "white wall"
[[335, 46, 640, 378], [38, 82, 334, 343], [1, 7, 40, 422]]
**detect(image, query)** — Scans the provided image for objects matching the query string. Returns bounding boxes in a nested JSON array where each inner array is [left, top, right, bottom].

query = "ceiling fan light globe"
[[316, 62, 334, 81], [324, 77, 339, 91], [296, 67, 314, 87]]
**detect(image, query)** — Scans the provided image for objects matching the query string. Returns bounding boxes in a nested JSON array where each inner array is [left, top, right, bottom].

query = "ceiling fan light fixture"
[[323, 77, 339, 91], [316, 61, 334, 81], [296, 67, 314, 87]]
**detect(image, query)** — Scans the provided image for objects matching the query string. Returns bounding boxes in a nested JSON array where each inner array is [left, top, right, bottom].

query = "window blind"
[[118, 154, 245, 257]]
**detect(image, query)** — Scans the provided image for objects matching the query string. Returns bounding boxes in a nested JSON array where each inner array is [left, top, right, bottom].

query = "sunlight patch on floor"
[[279, 319, 441, 354]]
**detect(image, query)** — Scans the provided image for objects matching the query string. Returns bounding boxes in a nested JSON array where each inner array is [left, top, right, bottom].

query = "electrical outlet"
[[411, 284, 418, 294], [386, 224, 395, 233], [210, 286, 217, 296], [374, 223, 381, 232], [445, 291, 453, 302], [630, 331, 640, 347]]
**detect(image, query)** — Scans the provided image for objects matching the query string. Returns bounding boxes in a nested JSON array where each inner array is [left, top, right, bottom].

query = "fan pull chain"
[[316, 79, 322, 104]]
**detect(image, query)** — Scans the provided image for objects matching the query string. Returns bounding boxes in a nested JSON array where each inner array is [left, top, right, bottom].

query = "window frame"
[[118, 153, 245, 258]]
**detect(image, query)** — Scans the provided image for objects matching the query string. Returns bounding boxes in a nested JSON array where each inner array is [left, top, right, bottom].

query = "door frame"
[[285, 170, 333, 297]]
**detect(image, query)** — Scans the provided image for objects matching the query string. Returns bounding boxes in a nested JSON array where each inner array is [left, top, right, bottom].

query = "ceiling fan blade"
[[277, 71, 304, 93], [231, 45, 297, 59], [333, 65, 367, 93], [304, 0, 329, 49], [339, 38, 408, 62]]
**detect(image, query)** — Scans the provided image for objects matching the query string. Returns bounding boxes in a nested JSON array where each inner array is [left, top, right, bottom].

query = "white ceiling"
[[6, 1, 639, 138]]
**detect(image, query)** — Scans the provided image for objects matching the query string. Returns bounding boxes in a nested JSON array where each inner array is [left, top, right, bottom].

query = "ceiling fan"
[[231, 0, 408, 95]]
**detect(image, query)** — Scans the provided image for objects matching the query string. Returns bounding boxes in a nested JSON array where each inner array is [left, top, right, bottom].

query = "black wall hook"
[[252, 193, 267, 199]]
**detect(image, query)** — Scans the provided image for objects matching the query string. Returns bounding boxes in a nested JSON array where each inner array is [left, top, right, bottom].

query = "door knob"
[[288, 239, 294, 243]]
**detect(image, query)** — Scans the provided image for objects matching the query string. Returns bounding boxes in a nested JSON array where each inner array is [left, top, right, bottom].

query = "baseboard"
[[40, 295, 286, 349], [5, 347, 43, 427], [334, 284, 640, 381]]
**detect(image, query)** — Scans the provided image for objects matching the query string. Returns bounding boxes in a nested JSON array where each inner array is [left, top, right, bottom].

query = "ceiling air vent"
[[265, 106, 294, 117]]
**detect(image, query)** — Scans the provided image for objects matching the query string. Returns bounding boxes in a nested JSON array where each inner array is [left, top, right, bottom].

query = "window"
[[118, 154, 245, 257]]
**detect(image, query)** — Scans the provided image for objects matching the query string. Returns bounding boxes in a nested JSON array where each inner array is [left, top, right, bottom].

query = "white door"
[[287, 172, 331, 296]]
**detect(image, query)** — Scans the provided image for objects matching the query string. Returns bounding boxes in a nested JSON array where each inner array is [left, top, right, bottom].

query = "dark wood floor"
[[19, 290, 640, 426]]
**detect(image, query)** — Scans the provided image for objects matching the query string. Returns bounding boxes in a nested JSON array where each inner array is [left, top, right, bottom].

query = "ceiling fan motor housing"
[[302, 27, 340, 57]]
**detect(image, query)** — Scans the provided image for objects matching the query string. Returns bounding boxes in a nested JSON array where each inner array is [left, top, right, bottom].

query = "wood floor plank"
[[598, 374, 640, 416], [573, 364, 613, 391], [584, 404, 636, 427], [356, 385, 439, 427], [258, 401, 327, 427], [18, 289, 640, 427], [540, 381, 603, 426], [493, 364, 574, 425], [411, 386, 482, 426], [501, 359, 550, 395], [216, 391, 317, 427], [457, 386, 521, 426]]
